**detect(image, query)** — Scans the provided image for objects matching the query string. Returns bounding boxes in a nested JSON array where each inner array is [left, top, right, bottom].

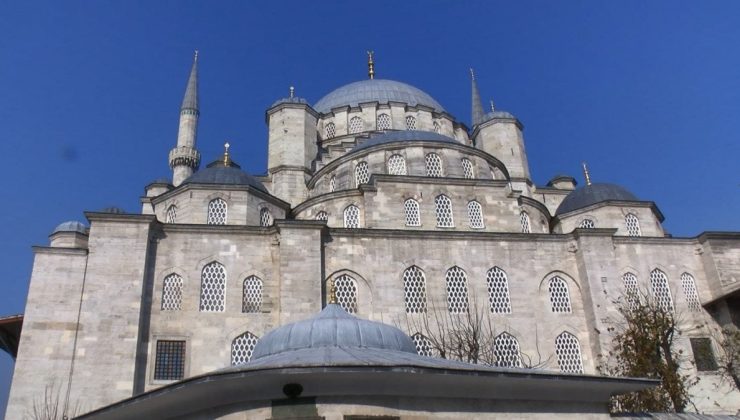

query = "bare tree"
[[715, 326, 740, 391], [28, 382, 79, 420]]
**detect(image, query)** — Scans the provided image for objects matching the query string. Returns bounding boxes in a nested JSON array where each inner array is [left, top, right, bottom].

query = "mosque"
[[3, 52, 739, 418]]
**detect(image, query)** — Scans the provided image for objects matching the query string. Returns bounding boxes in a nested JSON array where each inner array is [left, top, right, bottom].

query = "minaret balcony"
[[169, 146, 201, 169]]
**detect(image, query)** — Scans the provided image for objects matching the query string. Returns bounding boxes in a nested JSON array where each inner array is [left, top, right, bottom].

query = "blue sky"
[[1, 0, 739, 413]]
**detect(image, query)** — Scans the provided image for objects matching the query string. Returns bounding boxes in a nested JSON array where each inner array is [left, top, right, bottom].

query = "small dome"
[[52, 221, 88, 235], [271, 96, 309, 108], [251, 304, 417, 360], [352, 130, 458, 152], [100, 206, 126, 214], [314, 79, 445, 114], [482, 110, 516, 121], [556, 183, 639, 215], [148, 177, 171, 185], [183, 160, 267, 193]]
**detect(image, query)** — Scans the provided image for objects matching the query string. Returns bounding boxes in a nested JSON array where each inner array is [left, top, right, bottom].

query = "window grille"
[[349, 116, 364, 134], [161, 274, 183, 311], [154, 340, 186, 380], [625, 213, 641, 237], [199, 262, 226, 312], [487, 267, 512, 314], [405, 115, 417, 130], [411, 333, 434, 357], [377, 113, 391, 130], [494, 333, 523, 368], [433, 120, 441, 133], [555, 332, 583, 373], [650, 269, 673, 312], [690, 338, 718, 371], [579, 219, 595, 229], [207, 198, 227, 225], [623, 272, 639, 309], [387, 154, 407, 175], [165, 205, 177, 224], [446, 266, 469, 313], [681, 272, 700, 311], [231, 332, 259, 365], [404, 199, 421, 227], [316, 211, 328, 221], [467, 201, 484, 229], [403, 266, 427, 313], [329, 175, 336, 192], [259, 208, 273, 227], [242, 276, 263, 313], [548, 276, 572, 313], [435, 195, 454, 227], [519, 211, 531, 233], [325, 122, 336, 139], [425, 153, 443, 177], [461, 158, 474, 179], [333, 274, 358, 314], [343, 205, 360, 228], [355, 161, 369, 187]]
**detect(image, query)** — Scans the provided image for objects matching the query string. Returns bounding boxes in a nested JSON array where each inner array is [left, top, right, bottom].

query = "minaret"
[[169, 51, 202, 186], [470, 68, 485, 127]]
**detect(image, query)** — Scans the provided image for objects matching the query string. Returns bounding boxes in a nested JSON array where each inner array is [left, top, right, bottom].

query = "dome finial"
[[329, 278, 337, 304], [582, 161, 592, 186], [367, 50, 375, 80], [489, 99, 495, 112], [223, 142, 231, 166], [289, 86, 295, 98]]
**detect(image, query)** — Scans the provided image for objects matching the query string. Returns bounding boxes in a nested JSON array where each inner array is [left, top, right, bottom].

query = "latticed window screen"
[[446, 267, 469, 313], [425, 153, 443, 177], [467, 201, 484, 229], [555, 332, 584, 373], [165, 205, 177, 224], [349, 116, 364, 134], [403, 266, 427, 313], [333, 274, 358, 314], [461, 158, 474, 179], [199, 262, 226, 312], [161, 274, 183, 311], [650, 269, 673, 312], [259, 208, 273, 227], [435, 195, 454, 227], [623, 272, 639, 309], [625, 213, 641, 237], [377, 113, 391, 130], [316, 211, 328, 221], [231, 332, 259, 365], [404, 199, 421, 227], [405, 115, 417, 130], [207, 198, 227, 225], [519, 211, 531, 233], [579, 219, 595, 229], [329, 176, 336, 192], [487, 267, 512, 314], [154, 340, 186, 380], [411, 333, 434, 357], [387, 154, 407, 175], [343, 205, 360, 228], [494, 333, 523, 368], [690, 338, 718, 371], [433, 121, 441, 133], [681, 273, 700, 311], [355, 161, 370, 187], [325, 122, 336, 139], [548, 276, 572, 313], [242, 276, 263, 313]]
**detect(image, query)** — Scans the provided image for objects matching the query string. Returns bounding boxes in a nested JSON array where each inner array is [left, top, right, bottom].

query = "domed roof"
[[352, 130, 458, 152], [314, 79, 445, 114], [251, 304, 417, 360], [482, 110, 516, 121], [183, 160, 267, 193], [556, 183, 639, 215], [52, 221, 88, 235], [100, 206, 126, 214], [271, 96, 309, 108]]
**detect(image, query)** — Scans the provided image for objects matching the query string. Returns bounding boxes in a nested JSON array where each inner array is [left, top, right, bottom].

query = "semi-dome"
[[556, 183, 639, 216], [183, 159, 267, 193], [52, 221, 88, 235], [314, 79, 445, 114], [251, 304, 417, 360], [352, 130, 458, 152]]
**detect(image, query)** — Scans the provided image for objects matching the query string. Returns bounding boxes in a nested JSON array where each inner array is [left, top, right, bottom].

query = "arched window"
[[316, 211, 328, 221], [377, 113, 391, 130], [231, 331, 259, 365], [165, 205, 177, 224], [411, 333, 434, 357], [555, 332, 583, 373], [333, 274, 358, 314], [548, 276, 572, 313], [435, 195, 454, 227], [487, 267, 512, 314], [325, 122, 336, 139], [467, 201, 484, 229], [242, 276, 263, 313], [681, 272, 700, 311], [349, 116, 364, 134], [623, 272, 639, 309], [433, 120, 441, 133], [519, 211, 531, 233], [650, 269, 673, 311], [489, 166, 497, 180], [403, 266, 427, 313], [329, 175, 336, 192], [259, 208, 273, 227], [579, 219, 595, 229], [355, 161, 369, 187], [461, 158, 474, 179], [200, 262, 226, 312], [405, 115, 417, 130], [161, 273, 183, 311], [404, 198, 421, 227], [425, 153, 443, 177], [445, 266, 469, 313], [207, 198, 227, 225], [343, 205, 360, 228], [494, 332, 523, 368], [387, 154, 407, 175], [625, 213, 641, 237]]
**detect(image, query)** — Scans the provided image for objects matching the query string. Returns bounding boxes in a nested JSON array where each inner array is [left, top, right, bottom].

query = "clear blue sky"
[[1, 0, 739, 413]]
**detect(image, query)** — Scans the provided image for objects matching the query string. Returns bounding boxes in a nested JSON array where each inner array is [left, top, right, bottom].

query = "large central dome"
[[314, 79, 445, 114]]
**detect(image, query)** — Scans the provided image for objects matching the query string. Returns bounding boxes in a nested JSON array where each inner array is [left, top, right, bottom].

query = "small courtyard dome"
[[183, 159, 267, 193], [51, 221, 88, 235], [556, 183, 639, 215], [314, 79, 445, 114]]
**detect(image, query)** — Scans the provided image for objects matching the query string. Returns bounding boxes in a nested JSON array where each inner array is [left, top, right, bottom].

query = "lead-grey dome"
[[251, 304, 417, 360], [52, 221, 88, 235], [556, 183, 639, 215], [314, 79, 445, 114], [183, 160, 267, 193]]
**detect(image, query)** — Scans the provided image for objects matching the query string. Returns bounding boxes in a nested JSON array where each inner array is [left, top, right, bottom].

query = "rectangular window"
[[154, 340, 186, 380], [690, 337, 718, 371]]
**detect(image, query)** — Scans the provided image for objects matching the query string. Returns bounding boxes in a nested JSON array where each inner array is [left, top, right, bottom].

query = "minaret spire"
[[470, 68, 485, 126], [169, 51, 202, 186], [582, 162, 592, 186], [181, 50, 199, 113], [367, 51, 375, 80]]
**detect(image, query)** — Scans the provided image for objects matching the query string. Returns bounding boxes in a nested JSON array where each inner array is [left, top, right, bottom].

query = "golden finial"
[[367, 50, 375, 80], [489, 99, 495, 112], [289, 86, 295, 98], [582, 161, 592, 186], [329, 278, 337, 304], [223, 142, 231, 166], [469, 68, 476, 81]]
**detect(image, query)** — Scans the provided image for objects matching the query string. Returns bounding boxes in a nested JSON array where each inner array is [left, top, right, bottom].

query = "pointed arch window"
[[519, 211, 531, 233], [161, 273, 183, 311], [387, 154, 407, 175], [231, 331, 259, 365], [200, 262, 226, 312], [316, 211, 328, 221], [435, 195, 454, 227], [445, 266, 469, 313], [467, 201, 484, 229], [377, 113, 391, 130], [259, 208, 273, 227], [681, 272, 700, 311], [548, 276, 572, 313], [461, 158, 475, 179], [425, 153, 443, 177], [623, 272, 639, 309], [650, 268, 673, 312], [405, 115, 417, 130], [494, 332, 523, 368], [355, 161, 369, 187], [333, 274, 358, 314], [343, 205, 360, 228], [433, 120, 441, 133], [625, 213, 641, 237], [555, 332, 584, 373], [403, 266, 427, 313], [487, 267, 512, 314], [242, 276, 263, 313], [325, 122, 336, 139], [404, 198, 421, 227], [207, 198, 227, 225], [165, 205, 177, 224], [349, 116, 364, 134], [579, 219, 595, 229], [411, 333, 435, 357], [329, 175, 336, 192]]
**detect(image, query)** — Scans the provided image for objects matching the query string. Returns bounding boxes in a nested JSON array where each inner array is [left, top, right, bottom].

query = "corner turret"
[[169, 51, 202, 186]]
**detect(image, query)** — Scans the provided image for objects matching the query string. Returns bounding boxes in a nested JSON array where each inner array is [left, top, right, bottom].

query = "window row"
[[577, 213, 642, 237], [164, 202, 275, 227], [161, 265, 265, 313], [353, 154, 485, 186], [622, 269, 701, 312], [324, 115, 444, 139]]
